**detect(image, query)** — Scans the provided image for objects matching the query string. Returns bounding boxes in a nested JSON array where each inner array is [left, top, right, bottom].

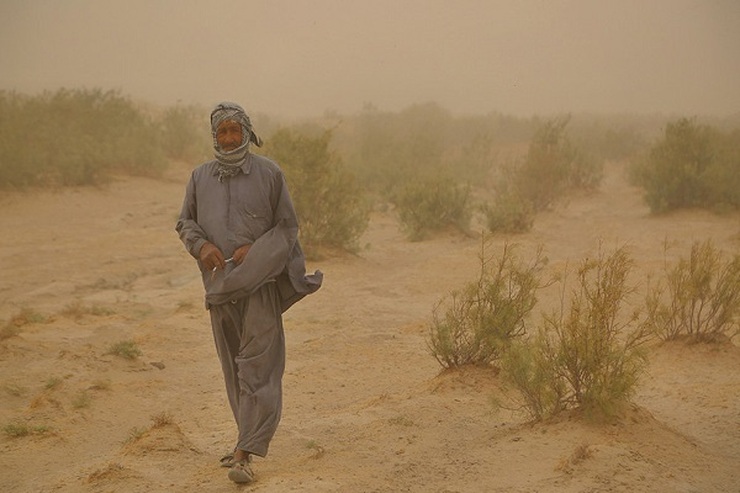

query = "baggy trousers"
[[209, 281, 285, 457]]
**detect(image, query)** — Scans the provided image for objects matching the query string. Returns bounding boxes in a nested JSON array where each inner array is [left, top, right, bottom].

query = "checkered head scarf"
[[210, 102, 263, 180]]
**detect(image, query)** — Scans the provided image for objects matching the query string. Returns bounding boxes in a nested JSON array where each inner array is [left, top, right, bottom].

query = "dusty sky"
[[1, 0, 739, 118]]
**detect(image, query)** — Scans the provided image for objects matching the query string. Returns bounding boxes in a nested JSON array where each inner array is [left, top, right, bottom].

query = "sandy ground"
[[0, 161, 738, 493]]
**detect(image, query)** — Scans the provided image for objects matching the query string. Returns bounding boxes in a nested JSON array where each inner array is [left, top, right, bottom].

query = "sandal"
[[219, 453, 235, 468], [228, 459, 254, 484]]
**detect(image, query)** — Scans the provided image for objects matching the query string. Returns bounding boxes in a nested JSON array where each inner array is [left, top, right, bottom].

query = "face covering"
[[210, 101, 263, 180]]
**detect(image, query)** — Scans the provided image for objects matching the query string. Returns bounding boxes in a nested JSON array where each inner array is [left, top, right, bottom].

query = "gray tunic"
[[175, 154, 322, 309]]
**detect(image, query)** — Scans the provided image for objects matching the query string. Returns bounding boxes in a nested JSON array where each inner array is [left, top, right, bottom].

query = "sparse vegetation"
[[501, 246, 651, 421], [158, 103, 211, 162], [515, 116, 602, 212], [644, 240, 740, 343], [151, 412, 174, 428], [87, 462, 125, 483], [1, 307, 47, 340], [0, 89, 170, 188], [125, 426, 147, 444], [481, 181, 535, 234], [630, 117, 740, 213], [3, 421, 52, 438], [483, 117, 601, 234], [394, 174, 473, 241], [428, 240, 547, 368], [264, 128, 370, 257], [107, 340, 143, 360], [45, 377, 63, 390], [61, 301, 116, 320]]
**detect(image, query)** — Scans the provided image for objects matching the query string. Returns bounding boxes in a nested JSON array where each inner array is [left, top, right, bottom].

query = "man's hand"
[[233, 244, 252, 265], [199, 242, 225, 271]]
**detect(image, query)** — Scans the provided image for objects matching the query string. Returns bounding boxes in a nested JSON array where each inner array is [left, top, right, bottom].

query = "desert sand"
[[0, 161, 738, 492]]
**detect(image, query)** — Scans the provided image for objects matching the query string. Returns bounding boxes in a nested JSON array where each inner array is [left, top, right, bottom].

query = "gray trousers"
[[209, 281, 285, 457]]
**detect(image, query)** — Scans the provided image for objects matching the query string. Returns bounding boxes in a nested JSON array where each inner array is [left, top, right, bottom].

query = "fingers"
[[200, 242, 225, 271], [233, 244, 252, 265]]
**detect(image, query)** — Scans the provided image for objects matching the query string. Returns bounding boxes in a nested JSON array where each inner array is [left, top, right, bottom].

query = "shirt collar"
[[211, 154, 252, 177]]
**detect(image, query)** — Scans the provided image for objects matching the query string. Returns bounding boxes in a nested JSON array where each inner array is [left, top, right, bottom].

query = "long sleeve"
[[204, 171, 322, 309], [175, 156, 322, 311], [175, 172, 209, 259]]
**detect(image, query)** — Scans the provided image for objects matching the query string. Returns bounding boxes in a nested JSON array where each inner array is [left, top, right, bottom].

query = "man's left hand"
[[233, 244, 252, 265]]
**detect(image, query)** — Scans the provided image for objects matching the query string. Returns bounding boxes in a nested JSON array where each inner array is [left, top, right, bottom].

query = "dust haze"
[[1, 0, 740, 118]]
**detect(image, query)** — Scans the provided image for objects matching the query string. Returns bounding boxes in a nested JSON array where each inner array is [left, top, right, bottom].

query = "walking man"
[[176, 101, 322, 483]]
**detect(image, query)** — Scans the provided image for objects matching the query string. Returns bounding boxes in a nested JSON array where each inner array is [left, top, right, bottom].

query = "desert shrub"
[[482, 168, 535, 234], [3, 422, 51, 438], [567, 117, 647, 163], [0, 89, 167, 188], [263, 128, 370, 257], [516, 116, 602, 212], [480, 117, 600, 236], [630, 118, 740, 213], [502, 246, 650, 420], [158, 104, 210, 162], [428, 241, 546, 368], [502, 339, 565, 419], [394, 174, 473, 241], [342, 102, 451, 197], [107, 340, 142, 360], [644, 240, 740, 342], [151, 412, 174, 427], [1, 307, 46, 340]]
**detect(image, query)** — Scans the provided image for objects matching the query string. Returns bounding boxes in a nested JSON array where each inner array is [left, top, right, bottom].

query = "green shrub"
[[516, 116, 602, 212], [1, 307, 47, 340], [630, 118, 740, 213], [644, 240, 740, 342], [428, 241, 546, 368], [500, 337, 565, 419], [3, 422, 51, 438], [0, 89, 167, 188], [107, 340, 142, 360], [482, 175, 535, 234], [502, 246, 650, 420], [394, 174, 473, 241], [263, 128, 370, 257], [158, 104, 210, 162]]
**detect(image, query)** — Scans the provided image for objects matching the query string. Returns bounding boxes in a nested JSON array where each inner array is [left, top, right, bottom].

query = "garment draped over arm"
[[176, 156, 322, 312]]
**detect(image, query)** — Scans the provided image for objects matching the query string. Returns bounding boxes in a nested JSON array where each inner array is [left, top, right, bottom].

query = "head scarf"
[[210, 101, 263, 181]]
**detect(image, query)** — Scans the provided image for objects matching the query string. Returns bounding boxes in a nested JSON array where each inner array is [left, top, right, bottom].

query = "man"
[[176, 101, 322, 484]]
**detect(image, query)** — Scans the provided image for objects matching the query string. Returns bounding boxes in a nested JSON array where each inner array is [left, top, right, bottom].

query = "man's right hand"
[[199, 242, 225, 271]]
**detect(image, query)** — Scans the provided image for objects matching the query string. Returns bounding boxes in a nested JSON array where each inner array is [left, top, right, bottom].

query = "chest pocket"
[[235, 195, 273, 242]]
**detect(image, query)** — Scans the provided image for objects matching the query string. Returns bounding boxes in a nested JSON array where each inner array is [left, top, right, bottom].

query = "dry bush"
[[428, 240, 546, 368], [482, 117, 600, 235], [502, 246, 650, 421], [394, 174, 473, 241], [645, 240, 740, 342], [515, 116, 601, 212], [61, 301, 115, 321], [481, 177, 535, 234], [264, 128, 370, 257], [3, 421, 52, 438], [1, 307, 46, 340], [0, 89, 167, 188], [106, 340, 143, 360], [151, 412, 174, 428], [630, 118, 740, 213]]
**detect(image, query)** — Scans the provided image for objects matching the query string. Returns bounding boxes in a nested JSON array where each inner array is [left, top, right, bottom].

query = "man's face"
[[216, 120, 244, 152]]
